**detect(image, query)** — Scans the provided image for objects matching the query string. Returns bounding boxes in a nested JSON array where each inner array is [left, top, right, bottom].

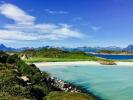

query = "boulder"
[[99, 61, 116, 65]]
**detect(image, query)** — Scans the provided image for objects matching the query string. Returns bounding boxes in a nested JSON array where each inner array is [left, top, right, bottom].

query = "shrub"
[[30, 85, 45, 100], [17, 61, 34, 75], [0, 51, 9, 63], [6, 54, 20, 64], [0, 92, 27, 100]]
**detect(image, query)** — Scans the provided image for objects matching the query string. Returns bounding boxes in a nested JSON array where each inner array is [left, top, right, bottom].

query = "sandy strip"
[[116, 62, 133, 66], [33, 61, 133, 67], [34, 61, 100, 67]]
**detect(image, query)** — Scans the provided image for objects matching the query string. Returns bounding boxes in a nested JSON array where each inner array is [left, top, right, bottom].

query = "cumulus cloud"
[[0, 3, 35, 25], [0, 30, 38, 41], [0, 3, 83, 42]]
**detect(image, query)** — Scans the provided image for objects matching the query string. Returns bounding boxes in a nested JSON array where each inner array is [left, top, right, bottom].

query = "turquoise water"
[[38, 65, 133, 100]]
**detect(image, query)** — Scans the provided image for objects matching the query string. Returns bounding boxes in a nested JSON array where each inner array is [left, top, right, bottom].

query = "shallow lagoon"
[[38, 65, 133, 100]]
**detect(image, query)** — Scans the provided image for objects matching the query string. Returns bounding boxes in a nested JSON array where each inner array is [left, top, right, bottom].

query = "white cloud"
[[45, 9, 68, 14], [0, 3, 84, 42], [0, 29, 41, 41], [0, 3, 35, 25]]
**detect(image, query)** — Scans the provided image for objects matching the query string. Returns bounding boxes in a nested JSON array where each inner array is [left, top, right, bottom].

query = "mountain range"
[[0, 44, 31, 52], [0, 44, 133, 52], [0, 44, 16, 51]]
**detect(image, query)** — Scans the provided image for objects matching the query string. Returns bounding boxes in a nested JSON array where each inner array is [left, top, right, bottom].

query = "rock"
[[99, 61, 116, 65], [46, 76, 81, 93], [20, 54, 28, 60], [20, 76, 29, 82], [29, 64, 36, 68]]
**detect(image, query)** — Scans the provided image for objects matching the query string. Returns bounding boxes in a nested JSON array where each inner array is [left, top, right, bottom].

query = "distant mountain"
[[103, 46, 122, 51], [70, 46, 122, 52], [0, 44, 35, 51], [72, 47, 102, 52], [0, 44, 133, 52], [0, 44, 16, 51], [124, 45, 133, 52]]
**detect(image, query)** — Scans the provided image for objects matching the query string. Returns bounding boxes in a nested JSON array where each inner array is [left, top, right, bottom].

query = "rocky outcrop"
[[46, 76, 81, 93], [99, 61, 116, 65], [20, 76, 29, 82], [20, 54, 33, 60]]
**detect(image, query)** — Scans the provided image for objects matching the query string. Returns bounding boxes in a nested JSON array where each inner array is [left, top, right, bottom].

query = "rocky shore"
[[99, 61, 116, 65], [45, 75, 102, 100], [46, 76, 81, 93]]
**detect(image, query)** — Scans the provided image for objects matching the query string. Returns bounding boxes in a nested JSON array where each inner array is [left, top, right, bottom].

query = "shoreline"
[[33, 61, 133, 100], [46, 75, 102, 100], [34, 61, 133, 67], [88, 52, 133, 55], [34, 61, 100, 67]]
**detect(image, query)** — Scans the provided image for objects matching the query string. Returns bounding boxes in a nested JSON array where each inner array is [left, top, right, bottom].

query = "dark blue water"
[[94, 54, 133, 60]]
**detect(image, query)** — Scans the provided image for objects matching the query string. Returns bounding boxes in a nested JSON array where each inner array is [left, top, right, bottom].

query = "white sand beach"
[[34, 61, 100, 67], [116, 62, 133, 66], [34, 61, 133, 67]]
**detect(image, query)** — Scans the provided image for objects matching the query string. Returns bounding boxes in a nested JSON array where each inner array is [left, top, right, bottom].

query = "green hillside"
[[0, 51, 96, 100], [20, 48, 106, 62]]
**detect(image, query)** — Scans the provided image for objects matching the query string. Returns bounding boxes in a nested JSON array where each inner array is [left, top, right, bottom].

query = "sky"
[[0, 0, 133, 48]]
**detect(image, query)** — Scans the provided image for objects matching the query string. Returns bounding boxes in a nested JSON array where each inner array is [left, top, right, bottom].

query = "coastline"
[[46, 75, 102, 100], [34, 61, 100, 67], [34, 61, 133, 67], [33, 61, 133, 100], [88, 52, 133, 55]]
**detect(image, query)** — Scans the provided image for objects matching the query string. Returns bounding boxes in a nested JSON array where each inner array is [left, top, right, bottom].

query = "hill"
[[0, 51, 96, 100], [124, 45, 133, 52], [0, 44, 16, 51], [20, 48, 105, 62]]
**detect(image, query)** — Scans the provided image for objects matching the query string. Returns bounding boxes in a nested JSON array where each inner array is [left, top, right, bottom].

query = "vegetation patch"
[[21, 48, 108, 63], [45, 91, 95, 100], [0, 51, 96, 100]]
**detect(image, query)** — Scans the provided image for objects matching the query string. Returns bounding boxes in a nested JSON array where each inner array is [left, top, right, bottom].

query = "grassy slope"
[[24, 57, 105, 63], [21, 48, 109, 63], [0, 64, 28, 100], [20, 48, 117, 63], [0, 52, 96, 100], [45, 92, 95, 100]]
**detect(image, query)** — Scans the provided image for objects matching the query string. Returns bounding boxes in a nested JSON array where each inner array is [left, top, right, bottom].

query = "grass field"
[[24, 56, 107, 63], [45, 92, 95, 100]]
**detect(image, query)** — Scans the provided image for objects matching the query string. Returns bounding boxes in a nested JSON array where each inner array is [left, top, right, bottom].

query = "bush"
[[17, 61, 34, 75], [6, 85, 30, 97], [30, 85, 45, 100], [6, 54, 20, 64], [0, 51, 9, 63], [38, 48, 68, 58], [0, 92, 27, 100]]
